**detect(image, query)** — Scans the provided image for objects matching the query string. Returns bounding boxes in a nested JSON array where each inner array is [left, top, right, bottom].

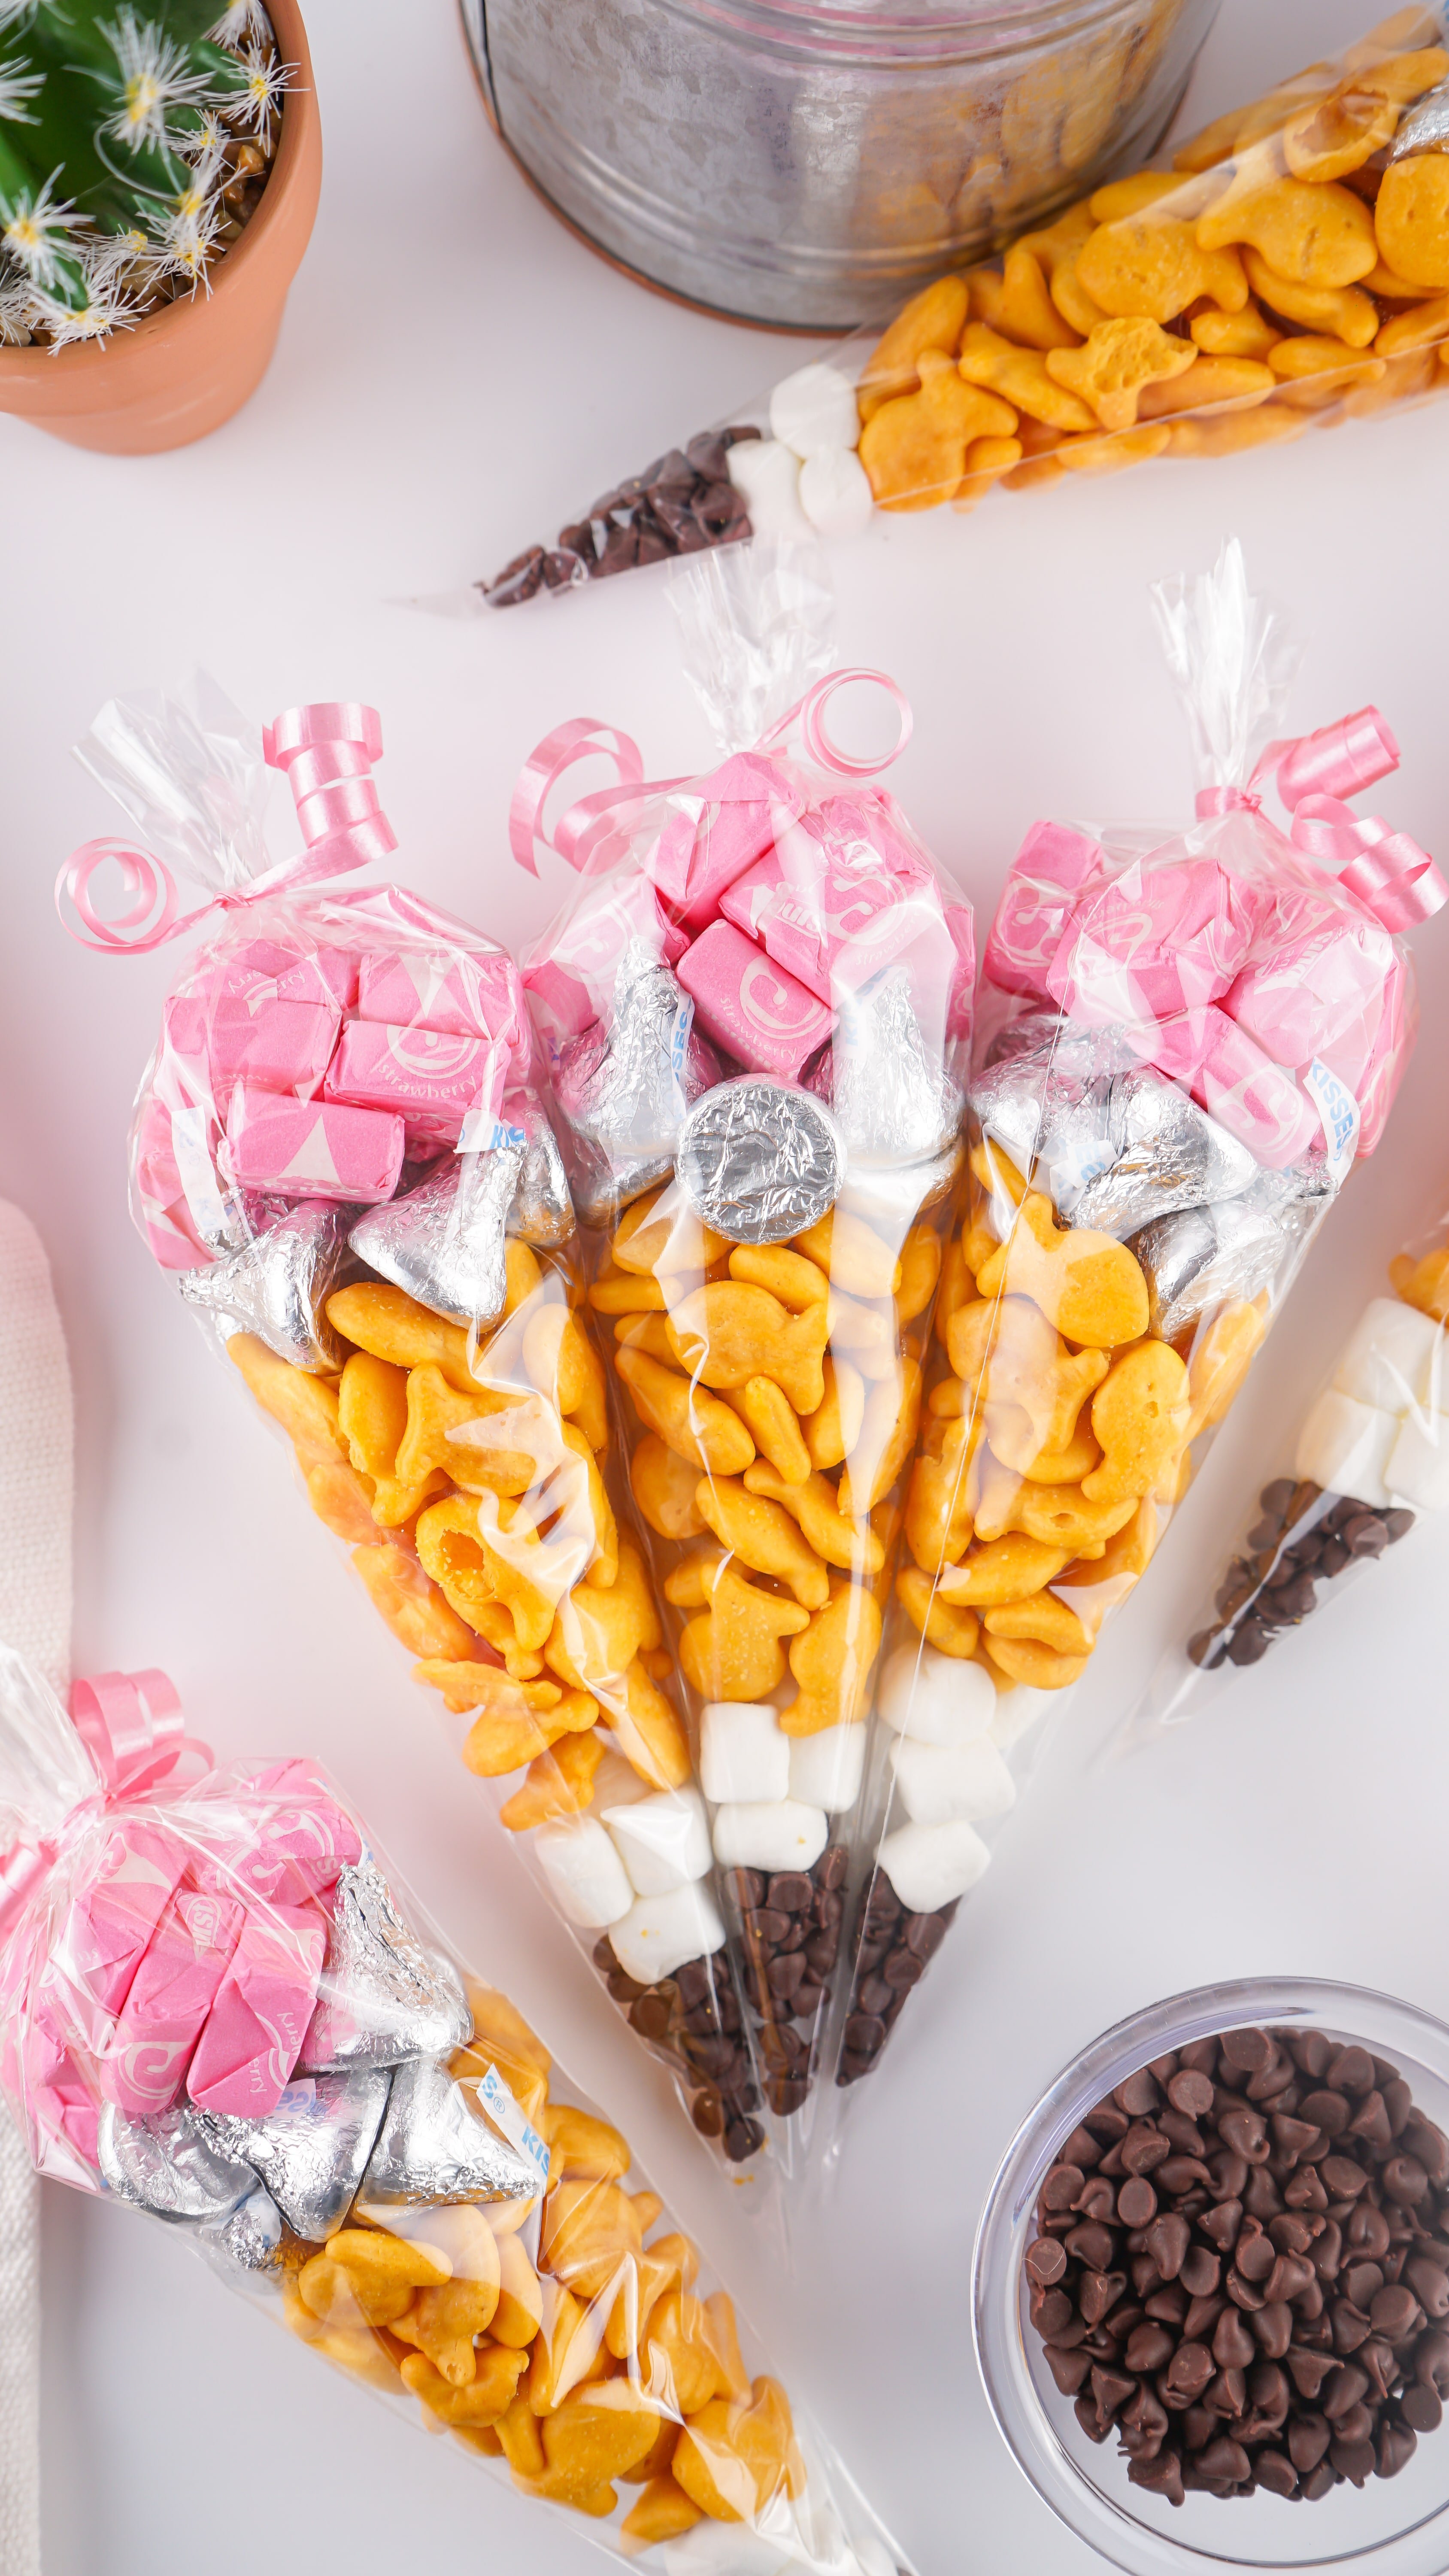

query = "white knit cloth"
[[0, 1204, 73, 2576]]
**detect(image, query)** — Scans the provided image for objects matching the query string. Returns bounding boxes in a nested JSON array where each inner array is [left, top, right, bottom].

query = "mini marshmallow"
[[712, 1800, 828, 1874], [799, 447, 875, 541], [1385, 1411, 1449, 1511], [1295, 1386, 1399, 1509], [662, 2520, 799, 2576], [700, 1701, 790, 1806], [1334, 1296, 1444, 1414], [725, 437, 813, 543], [609, 1880, 727, 1987], [769, 361, 861, 458], [890, 1736, 1016, 1829], [877, 1645, 996, 1748], [787, 1723, 866, 1815], [877, 1818, 991, 1913], [600, 1786, 712, 1897], [534, 1819, 634, 1929]]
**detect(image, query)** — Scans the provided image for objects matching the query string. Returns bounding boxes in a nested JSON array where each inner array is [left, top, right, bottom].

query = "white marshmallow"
[[890, 1735, 1016, 1827], [1385, 1411, 1449, 1511], [601, 1786, 712, 1896], [663, 2521, 798, 2576], [1334, 1297, 1444, 1413], [787, 1722, 866, 1814], [534, 1818, 634, 1929], [700, 1701, 790, 1805], [725, 437, 812, 542], [769, 360, 861, 457], [712, 1799, 828, 1873], [1295, 1386, 1398, 1508], [877, 1643, 996, 1747], [609, 1879, 727, 1987], [877, 1817, 991, 1912], [798, 446, 874, 540]]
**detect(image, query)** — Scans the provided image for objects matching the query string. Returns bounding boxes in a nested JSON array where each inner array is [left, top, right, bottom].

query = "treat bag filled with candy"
[[1129, 1181, 1449, 1739], [827, 538, 1445, 2113], [515, 544, 974, 2178], [60, 686, 769, 2186], [477, 10, 1449, 603], [0, 1650, 911, 2575]]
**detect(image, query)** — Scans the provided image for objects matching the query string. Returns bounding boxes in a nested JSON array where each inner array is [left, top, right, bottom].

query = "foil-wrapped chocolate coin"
[[179, 1203, 354, 1371], [199, 2066, 391, 2242], [812, 968, 962, 1166], [506, 1104, 574, 1248], [201, 2184, 284, 2272], [1132, 1198, 1300, 1340], [359, 2056, 538, 2208], [300, 1857, 472, 2072], [676, 1078, 844, 1246], [554, 942, 720, 1227], [98, 2100, 255, 2222], [350, 1144, 524, 1330]]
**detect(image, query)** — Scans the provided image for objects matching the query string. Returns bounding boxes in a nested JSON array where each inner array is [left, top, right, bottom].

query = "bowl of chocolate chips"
[[973, 1981, 1449, 2573]]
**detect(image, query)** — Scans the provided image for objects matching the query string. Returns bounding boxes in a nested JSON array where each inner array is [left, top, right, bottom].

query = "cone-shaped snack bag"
[[513, 546, 973, 2173], [0, 1649, 911, 2573], [824, 541, 1445, 2114], [477, 14, 1449, 606], [57, 687, 768, 2180], [1130, 1182, 1449, 1740]]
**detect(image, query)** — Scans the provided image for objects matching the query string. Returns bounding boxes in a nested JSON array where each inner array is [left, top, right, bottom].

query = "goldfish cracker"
[[630, 1432, 708, 1540], [974, 1198, 1149, 1348], [855, 271, 970, 419], [1076, 215, 1247, 324], [1240, 245, 1381, 346], [1045, 318, 1197, 431], [498, 1732, 606, 1832], [1186, 1296, 1268, 1437], [838, 1358, 922, 1516], [744, 1461, 884, 1576], [672, 2378, 806, 2523], [994, 241, 1082, 350], [229, 1331, 347, 1464], [895, 1564, 980, 1658], [982, 1633, 1088, 1689], [1166, 406, 1307, 459], [1269, 334, 1387, 406], [958, 324, 1097, 431], [327, 1280, 482, 1394], [352, 1542, 479, 1662], [859, 350, 1017, 510], [1197, 170, 1379, 289], [679, 1562, 811, 1702], [1050, 251, 1111, 340], [304, 1457, 382, 1544], [337, 1349, 442, 1525], [1376, 295, 1449, 355], [1137, 355, 1276, 419], [726, 1376, 811, 1485], [615, 1347, 756, 1477], [1058, 423, 1173, 474], [1083, 1342, 1192, 1505], [694, 1476, 830, 1608], [778, 1574, 883, 1737], [1376, 154, 1449, 290], [933, 1532, 1072, 1607], [1188, 300, 1283, 359], [666, 1282, 830, 1418]]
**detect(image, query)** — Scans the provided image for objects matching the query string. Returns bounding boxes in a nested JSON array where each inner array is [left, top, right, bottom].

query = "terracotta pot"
[[0, 0, 321, 455]]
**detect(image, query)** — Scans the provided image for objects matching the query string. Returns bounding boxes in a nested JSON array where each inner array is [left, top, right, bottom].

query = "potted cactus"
[[0, 0, 320, 453]]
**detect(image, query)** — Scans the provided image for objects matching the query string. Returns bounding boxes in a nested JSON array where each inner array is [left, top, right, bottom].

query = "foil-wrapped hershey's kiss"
[[358, 2055, 538, 2209], [299, 1857, 473, 2073], [677, 1077, 844, 1246], [971, 1030, 1258, 1239], [554, 942, 721, 1226], [811, 966, 962, 1167], [179, 1203, 355, 1372], [199, 2065, 391, 2242], [507, 1102, 574, 1248], [350, 1144, 524, 1329], [201, 2184, 284, 2272], [1131, 1198, 1307, 1341], [97, 2099, 256, 2221]]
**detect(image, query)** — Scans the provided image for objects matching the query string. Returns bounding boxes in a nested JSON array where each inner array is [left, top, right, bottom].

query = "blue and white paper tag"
[[479, 2062, 551, 2187], [1303, 1057, 1361, 1186]]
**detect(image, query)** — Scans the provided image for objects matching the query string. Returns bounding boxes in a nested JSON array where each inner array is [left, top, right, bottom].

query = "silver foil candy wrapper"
[[1392, 78, 1449, 157], [359, 2055, 538, 2209], [506, 1104, 574, 1248], [809, 967, 962, 1167], [1131, 1197, 1310, 1340], [554, 942, 721, 1226], [970, 1033, 1258, 1239], [350, 1145, 524, 1330], [677, 1078, 844, 1246], [300, 1857, 473, 2073], [98, 2100, 255, 2222], [843, 1137, 965, 1233], [201, 2184, 284, 2272], [179, 1203, 354, 1371], [200, 2066, 391, 2242]]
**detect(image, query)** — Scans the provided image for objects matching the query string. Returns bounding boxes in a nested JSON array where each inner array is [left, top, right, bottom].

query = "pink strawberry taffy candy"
[[676, 918, 833, 1081]]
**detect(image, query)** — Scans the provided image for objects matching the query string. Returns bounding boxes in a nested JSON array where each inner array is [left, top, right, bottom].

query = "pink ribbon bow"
[[509, 669, 913, 881], [56, 703, 398, 956], [1195, 705, 1446, 934], [0, 1669, 211, 1942]]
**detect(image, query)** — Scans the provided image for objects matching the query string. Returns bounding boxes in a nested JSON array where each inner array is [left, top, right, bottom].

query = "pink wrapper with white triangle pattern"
[[222, 1083, 405, 1204]]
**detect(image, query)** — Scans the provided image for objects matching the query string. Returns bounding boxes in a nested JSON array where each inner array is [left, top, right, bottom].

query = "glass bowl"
[[973, 1978, 1449, 2576]]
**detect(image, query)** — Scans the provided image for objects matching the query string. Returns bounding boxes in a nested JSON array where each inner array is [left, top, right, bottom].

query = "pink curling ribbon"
[[56, 702, 397, 957], [510, 670, 912, 879], [0, 1671, 210, 1941], [1194, 705, 1446, 933]]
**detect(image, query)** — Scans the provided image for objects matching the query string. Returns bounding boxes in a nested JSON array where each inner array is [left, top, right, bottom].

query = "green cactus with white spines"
[[0, 0, 289, 345]]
